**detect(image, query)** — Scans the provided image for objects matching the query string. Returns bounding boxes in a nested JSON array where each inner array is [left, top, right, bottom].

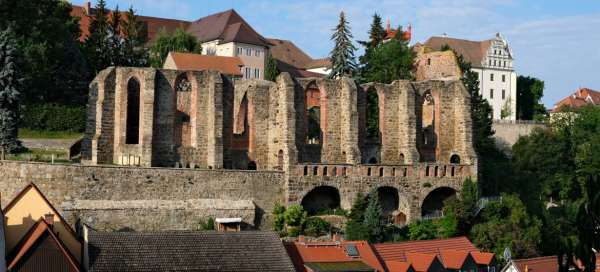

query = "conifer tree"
[[264, 54, 280, 82], [358, 13, 386, 53], [0, 28, 23, 153], [109, 5, 123, 66], [121, 6, 148, 67], [363, 189, 385, 243], [85, 0, 112, 73], [328, 11, 357, 79]]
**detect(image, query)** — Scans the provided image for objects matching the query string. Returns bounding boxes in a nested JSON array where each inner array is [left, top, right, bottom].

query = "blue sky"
[[70, 0, 600, 107]]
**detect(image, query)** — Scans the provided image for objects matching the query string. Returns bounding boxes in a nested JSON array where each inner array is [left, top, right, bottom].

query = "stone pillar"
[[206, 71, 224, 169], [340, 77, 361, 164], [397, 81, 419, 163], [90, 67, 116, 165], [140, 69, 156, 167]]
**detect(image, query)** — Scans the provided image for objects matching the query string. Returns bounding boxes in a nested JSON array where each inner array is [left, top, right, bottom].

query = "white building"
[[424, 34, 517, 120]]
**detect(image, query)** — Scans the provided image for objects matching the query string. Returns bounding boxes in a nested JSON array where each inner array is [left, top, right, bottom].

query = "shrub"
[[273, 202, 286, 231], [283, 205, 307, 227], [198, 217, 215, 231], [21, 104, 86, 132], [304, 217, 331, 237], [287, 226, 302, 237]]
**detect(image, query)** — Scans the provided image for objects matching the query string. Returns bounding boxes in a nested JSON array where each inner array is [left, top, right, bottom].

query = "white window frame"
[[237, 47, 242, 56], [255, 49, 261, 57], [245, 67, 251, 79], [246, 48, 251, 56], [254, 68, 260, 78]]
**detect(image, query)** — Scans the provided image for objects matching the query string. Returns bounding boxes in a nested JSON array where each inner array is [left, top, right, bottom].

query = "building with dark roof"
[[85, 230, 295, 272], [422, 33, 517, 120], [267, 38, 330, 77], [164, 52, 244, 78]]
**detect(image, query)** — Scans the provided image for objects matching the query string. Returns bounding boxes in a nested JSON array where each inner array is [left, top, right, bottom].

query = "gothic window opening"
[[125, 77, 140, 144], [366, 89, 380, 142], [421, 92, 436, 148], [305, 83, 322, 145], [174, 74, 192, 147]]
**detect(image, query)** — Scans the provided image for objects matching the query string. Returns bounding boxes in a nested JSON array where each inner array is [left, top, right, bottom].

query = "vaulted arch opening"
[[377, 186, 399, 219], [450, 154, 461, 164], [421, 187, 457, 217], [174, 73, 192, 147], [302, 82, 324, 163], [125, 77, 141, 144], [419, 90, 437, 161], [301, 186, 341, 215]]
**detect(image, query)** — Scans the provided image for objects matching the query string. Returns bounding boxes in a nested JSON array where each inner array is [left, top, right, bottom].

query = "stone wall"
[[492, 120, 547, 153], [415, 50, 461, 81], [0, 161, 284, 230]]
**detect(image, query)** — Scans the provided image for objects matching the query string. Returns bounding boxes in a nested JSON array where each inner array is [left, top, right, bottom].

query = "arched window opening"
[[367, 167, 372, 176], [303, 166, 308, 176], [323, 166, 328, 176], [378, 187, 400, 221], [421, 187, 457, 216], [434, 166, 439, 177], [419, 90, 436, 162], [451, 166, 455, 177], [313, 166, 318, 176], [366, 89, 380, 141], [332, 167, 337, 176], [305, 83, 322, 145], [403, 168, 408, 177], [368, 157, 378, 164], [125, 77, 141, 144], [301, 186, 341, 215], [399, 153, 405, 164], [392, 168, 396, 177], [174, 73, 192, 147], [425, 166, 430, 177], [450, 154, 461, 164], [342, 167, 347, 176]]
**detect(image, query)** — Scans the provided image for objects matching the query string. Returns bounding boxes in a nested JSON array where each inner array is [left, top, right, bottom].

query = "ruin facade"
[[49, 66, 479, 229]]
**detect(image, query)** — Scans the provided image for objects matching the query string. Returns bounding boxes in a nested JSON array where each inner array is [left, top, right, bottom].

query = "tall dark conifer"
[[328, 11, 357, 79], [85, 0, 112, 73], [0, 28, 23, 153], [109, 5, 123, 66], [122, 6, 148, 67]]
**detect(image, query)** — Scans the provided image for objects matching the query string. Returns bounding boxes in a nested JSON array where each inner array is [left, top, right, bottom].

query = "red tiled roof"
[[439, 250, 470, 269], [267, 38, 331, 72], [405, 252, 438, 272], [384, 23, 412, 41], [7, 219, 80, 271], [424, 36, 492, 68], [165, 52, 243, 76], [470, 251, 495, 265], [285, 240, 386, 272], [385, 260, 414, 272], [553, 87, 600, 112], [373, 236, 478, 262], [512, 256, 559, 272]]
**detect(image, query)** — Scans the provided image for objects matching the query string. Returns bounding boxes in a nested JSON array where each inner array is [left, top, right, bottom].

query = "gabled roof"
[[405, 252, 440, 272], [424, 36, 492, 68], [510, 256, 559, 272], [276, 61, 326, 78], [470, 251, 495, 265], [267, 38, 314, 68], [304, 261, 375, 272], [553, 87, 600, 111], [285, 240, 386, 272], [384, 260, 415, 272], [439, 249, 470, 269], [165, 52, 243, 76], [88, 231, 295, 272], [7, 219, 80, 271], [373, 236, 478, 262], [187, 9, 270, 47]]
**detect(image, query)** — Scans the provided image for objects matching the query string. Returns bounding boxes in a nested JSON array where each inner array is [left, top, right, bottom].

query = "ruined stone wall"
[[415, 50, 461, 81], [0, 161, 284, 230]]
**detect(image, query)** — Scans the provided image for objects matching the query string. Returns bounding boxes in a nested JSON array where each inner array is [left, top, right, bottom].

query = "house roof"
[[424, 36, 492, 68], [87, 231, 295, 272], [553, 87, 600, 111], [166, 52, 243, 76], [267, 38, 314, 68], [304, 261, 375, 272], [405, 252, 439, 272], [276, 61, 326, 78], [384, 260, 414, 272], [470, 251, 495, 265], [285, 240, 386, 272], [511, 256, 559, 272], [373, 236, 478, 262], [7, 219, 80, 271], [439, 249, 470, 269], [187, 9, 270, 46]]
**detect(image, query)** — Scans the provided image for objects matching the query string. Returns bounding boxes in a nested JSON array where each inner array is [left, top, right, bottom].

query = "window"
[[502, 74, 506, 82], [255, 49, 261, 57], [502, 89, 506, 99], [427, 58, 431, 65], [504, 60, 507, 67], [489, 59, 492, 66], [246, 48, 251, 56], [254, 68, 260, 78], [490, 89, 494, 99], [490, 73, 494, 81], [245, 67, 251, 79], [493, 59, 496, 66], [237, 47, 242, 55]]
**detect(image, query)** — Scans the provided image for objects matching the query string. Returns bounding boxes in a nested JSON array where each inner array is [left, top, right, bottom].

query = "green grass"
[[18, 128, 83, 139], [7, 148, 71, 163]]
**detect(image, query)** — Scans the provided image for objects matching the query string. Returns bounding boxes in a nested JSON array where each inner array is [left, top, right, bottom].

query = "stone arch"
[[173, 73, 192, 147], [231, 92, 250, 169], [450, 154, 461, 164], [360, 86, 382, 164], [301, 186, 341, 215], [365, 87, 381, 141], [125, 77, 141, 144], [377, 186, 399, 218], [421, 186, 457, 216]]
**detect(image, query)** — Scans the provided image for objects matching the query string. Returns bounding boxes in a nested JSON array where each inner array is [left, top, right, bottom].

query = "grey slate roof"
[[88, 231, 295, 272]]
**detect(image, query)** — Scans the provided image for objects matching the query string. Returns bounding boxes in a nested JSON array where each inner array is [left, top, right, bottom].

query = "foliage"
[[328, 11, 357, 79], [357, 13, 386, 51], [197, 217, 215, 231], [366, 90, 379, 139], [470, 194, 542, 260], [363, 189, 385, 243], [345, 193, 369, 240], [264, 54, 280, 82], [273, 202, 286, 232], [18, 129, 82, 140], [443, 178, 479, 235], [568, 175, 600, 272], [408, 220, 438, 240], [307, 107, 320, 142], [359, 30, 414, 84], [121, 6, 149, 67], [345, 220, 369, 241], [517, 76, 546, 120], [0, 28, 23, 152], [304, 217, 331, 237], [501, 97, 512, 119], [21, 104, 86, 132], [149, 27, 202, 68], [283, 204, 307, 227], [0, 0, 90, 105], [84, 0, 112, 74]]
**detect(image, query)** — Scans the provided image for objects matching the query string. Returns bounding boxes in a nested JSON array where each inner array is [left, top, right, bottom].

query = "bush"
[[287, 226, 302, 237], [21, 104, 86, 132], [273, 202, 286, 232], [304, 217, 331, 237], [283, 205, 307, 227], [197, 217, 215, 231]]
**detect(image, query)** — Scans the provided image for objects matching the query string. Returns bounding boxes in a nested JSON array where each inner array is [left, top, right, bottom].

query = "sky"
[[70, 0, 600, 107]]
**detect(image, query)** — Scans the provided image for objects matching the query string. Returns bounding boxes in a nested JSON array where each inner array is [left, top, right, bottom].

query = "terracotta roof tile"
[[512, 256, 559, 272], [267, 38, 313, 68], [285, 240, 386, 272], [165, 52, 243, 76], [405, 252, 438, 272], [553, 87, 600, 111], [439, 250, 469, 269], [186, 9, 269, 46], [373, 236, 478, 262], [384, 260, 415, 272], [470, 251, 495, 265]]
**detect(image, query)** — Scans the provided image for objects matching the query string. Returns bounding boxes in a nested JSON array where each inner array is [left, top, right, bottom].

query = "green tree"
[[443, 178, 479, 235], [108, 5, 123, 66], [358, 13, 386, 51], [149, 27, 202, 68], [470, 194, 542, 260], [360, 34, 414, 83], [363, 190, 385, 243], [517, 76, 546, 120], [121, 6, 148, 67], [197, 217, 215, 231], [408, 220, 438, 240], [345, 193, 369, 240], [328, 11, 357, 79], [84, 0, 112, 74], [0, 28, 23, 153], [283, 204, 307, 227], [272, 202, 286, 232], [264, 54, 280, 82]]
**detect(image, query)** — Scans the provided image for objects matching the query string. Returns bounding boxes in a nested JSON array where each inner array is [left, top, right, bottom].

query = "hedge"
[[21, 104, 86, 132]]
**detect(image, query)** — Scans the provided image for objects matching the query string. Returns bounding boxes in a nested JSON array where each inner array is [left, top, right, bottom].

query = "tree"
[[121, 6, 148, 67], [517, 76, 546, 120], [149, 27, 202, 68], [328, 11, 357, 79], [108, 5, 123, 66], [345, 193, 369, 240], [84, 0, 112, 74], [363, 190, 385, 243], [360, 34, 415, 83], [0, 28, 23, 153], [358, 13, 386, 50], [264, 54, 280, 82], [443, 178, 479, 235], [408, 220, 438, 240]]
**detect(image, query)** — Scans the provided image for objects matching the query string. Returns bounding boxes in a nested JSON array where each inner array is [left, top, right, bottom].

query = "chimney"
[[332, 233, 341, 244], [386, 19, 391, 32], [84, 1, 91, 15], [298, 235, 305, 244], [44, 213, 54, 226]]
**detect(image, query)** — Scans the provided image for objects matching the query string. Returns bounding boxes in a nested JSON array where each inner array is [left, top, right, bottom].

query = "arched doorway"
[[450, 154, 461, 164], [301, 186, 341, 215], [125, 77, 141, 144], [378, 187, 399, 219], [421, 187, 457, 216]]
